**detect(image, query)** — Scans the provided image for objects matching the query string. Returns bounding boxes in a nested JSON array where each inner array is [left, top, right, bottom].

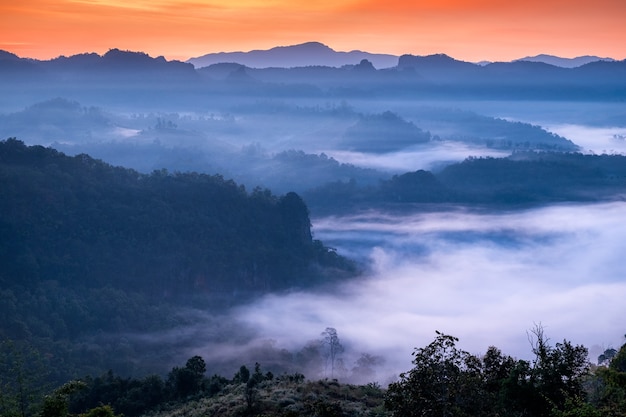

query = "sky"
[[1, 0, 625, 62]]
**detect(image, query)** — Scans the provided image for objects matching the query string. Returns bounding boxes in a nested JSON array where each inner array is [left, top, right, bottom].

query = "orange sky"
[[1, 0, 625, 62]]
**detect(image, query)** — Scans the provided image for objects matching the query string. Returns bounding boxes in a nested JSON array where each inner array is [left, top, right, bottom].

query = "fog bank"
[[232, 203, 626, 382], [543, 124, 626, 155]]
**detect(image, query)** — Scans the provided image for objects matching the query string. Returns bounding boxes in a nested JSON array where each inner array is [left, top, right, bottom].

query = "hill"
[[0, 138, 354, 296], [304, 152, 626, 214], [0, 138, 355, 382]]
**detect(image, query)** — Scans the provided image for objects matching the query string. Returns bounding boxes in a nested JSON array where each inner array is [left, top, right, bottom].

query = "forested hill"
[[305, 152, 626, 214], [0, 138, 354, 297]]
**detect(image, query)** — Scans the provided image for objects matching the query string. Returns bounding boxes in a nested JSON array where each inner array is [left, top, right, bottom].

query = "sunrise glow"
[[1, 0, 625, 61]]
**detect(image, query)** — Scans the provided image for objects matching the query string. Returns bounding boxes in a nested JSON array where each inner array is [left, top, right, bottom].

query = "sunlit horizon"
[[2, 0, 625, 62]]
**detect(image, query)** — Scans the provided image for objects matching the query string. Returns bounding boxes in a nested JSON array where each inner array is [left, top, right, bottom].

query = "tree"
[[39, 380, 86, 417], [234, 365, 250, 384], [0, 340, 49, 417], [610, 342, 626, 373], [296, 342, 324, 379], [321, 328, 344, 379], [527, 324, 590, 414], [167, 355, 206, 399], [244, 363, 266, 412], [351, 353, 384, 383], [591, 341, 626, 416], [79, 404, 122, 417], [385, 331, 484, 417], [598, 348, 618, 366], [386, 328, 592, 417], [184, 356, 206, 379]]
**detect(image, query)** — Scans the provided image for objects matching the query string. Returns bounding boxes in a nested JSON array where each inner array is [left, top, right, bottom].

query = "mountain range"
[[0, 42, 618, 73], [1, 44, 625, 106], [187, 41, 399, 69], [186, 42, 616, 69], [516, 54, 615, 68]]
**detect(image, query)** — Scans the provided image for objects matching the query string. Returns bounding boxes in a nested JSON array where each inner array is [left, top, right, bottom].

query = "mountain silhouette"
[[516, 54, 615, 68], [187, 41, 399, 69], [1, 46, 624, 102]]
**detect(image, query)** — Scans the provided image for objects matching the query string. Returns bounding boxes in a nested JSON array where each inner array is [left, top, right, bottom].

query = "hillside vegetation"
[[0, 138, 355, 382], [3, 330, 625, 417], [305, 152, 626, 214]]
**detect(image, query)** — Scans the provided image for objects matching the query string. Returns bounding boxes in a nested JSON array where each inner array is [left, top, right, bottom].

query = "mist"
[[118, 203, 626, 384], [0, 97, 583, 195], [543, 124, 626, 154], [323, 142, 509, 173], [225, 202, 626, 382]]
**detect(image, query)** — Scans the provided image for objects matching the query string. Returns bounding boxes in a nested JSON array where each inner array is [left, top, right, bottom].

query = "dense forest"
[[0, 138, 355, 384], [305, 152, 626, 214], [0, 138, 354, 294]]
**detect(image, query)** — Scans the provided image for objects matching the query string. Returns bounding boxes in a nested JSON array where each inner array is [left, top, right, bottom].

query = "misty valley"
[[1, 46, 626, 417]]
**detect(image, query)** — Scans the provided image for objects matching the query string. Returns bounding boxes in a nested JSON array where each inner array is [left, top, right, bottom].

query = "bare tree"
[[321, 327, 344, 379], [527, 322, 550, 368]]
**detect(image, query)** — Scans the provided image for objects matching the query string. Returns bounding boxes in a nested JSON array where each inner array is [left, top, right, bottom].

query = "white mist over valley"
[[235, 203, 626, 381]]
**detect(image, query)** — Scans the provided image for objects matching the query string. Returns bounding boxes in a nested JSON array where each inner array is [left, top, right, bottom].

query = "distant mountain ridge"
[[187, 41, 399, 69], [516, 54, 615, 68], [1, 46, 625, 103], [1, 44, 618, 71], [187, 42, 617, 69]]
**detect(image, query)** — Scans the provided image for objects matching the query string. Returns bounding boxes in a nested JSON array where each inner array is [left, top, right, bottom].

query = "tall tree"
[[321, 328, 344, 379]]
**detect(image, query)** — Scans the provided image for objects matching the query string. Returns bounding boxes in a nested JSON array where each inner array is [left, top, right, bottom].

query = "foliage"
[[138, 369, 388, 417], [610, 342, 626, 373], [0, 138, 356, 387], [79, 404, 122, 417], [599, 348, 618, 367], [305, 152, 626, 214], [587, 342, 626, 416], [385, 329, 592, 417], [0, 138, 354, 298], [167, 356, 207, 399], [16, 336, 626, 417], [385, 331, 485, 417], [0, 339, 50, 417], [69, 371, 165, 417], [40, 380, 87, 417]]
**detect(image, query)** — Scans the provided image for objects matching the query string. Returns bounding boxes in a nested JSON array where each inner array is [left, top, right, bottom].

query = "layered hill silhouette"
[[515, 54, 615, 68], [304, 152, 626, 214], [1, 45, 625, 104], [187, 42, 616, 69], [0, 138, 354, 297]]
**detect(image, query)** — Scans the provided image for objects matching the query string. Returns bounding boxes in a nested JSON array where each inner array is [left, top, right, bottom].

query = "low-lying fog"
[[543, 124, 626, 154], [4, 96, 625, 382], [322, 143, 508, 173], [159, 202, 626, 384]]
